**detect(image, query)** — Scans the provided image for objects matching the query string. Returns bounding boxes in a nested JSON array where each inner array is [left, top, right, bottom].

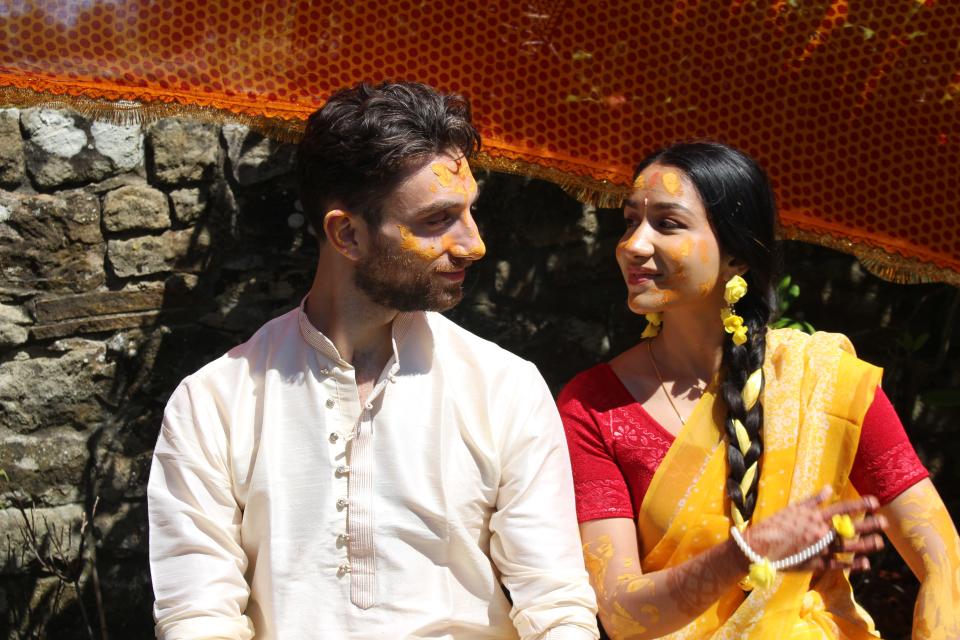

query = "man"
[[148, 81, 599, 639]]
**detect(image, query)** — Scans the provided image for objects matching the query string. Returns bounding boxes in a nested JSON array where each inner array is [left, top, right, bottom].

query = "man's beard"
[[353, 232, 466, 312]]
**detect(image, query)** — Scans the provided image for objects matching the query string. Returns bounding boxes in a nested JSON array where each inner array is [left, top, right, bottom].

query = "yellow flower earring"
[[721, 275, 749, 346], [641, 312, 662, 338]]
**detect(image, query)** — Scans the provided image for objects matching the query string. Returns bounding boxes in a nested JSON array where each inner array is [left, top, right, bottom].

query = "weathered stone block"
[[0, 108, 24, 187], [0, 302, 31, 348], [222, 123, 296, 186], [29, 310, 161, 341], [102, 184, 170, 232], [0, 430, 89, 504], [169, 187, 207, 225], [107, 227, 211, 277], [90, 120, 143, 172], [0, 339, 114, 434], [0, 503, 84, 574], [31, 282, 165, 323], [0, 190, 104, 293], [21, 108, 115, 189], [147, 119, 219, 185]]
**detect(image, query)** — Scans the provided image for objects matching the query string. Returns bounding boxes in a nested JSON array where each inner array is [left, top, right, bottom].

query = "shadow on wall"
[[0, 108, 957, 639]]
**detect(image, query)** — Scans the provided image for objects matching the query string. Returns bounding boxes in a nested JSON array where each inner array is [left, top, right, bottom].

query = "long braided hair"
[[635, 142, 780, 526]]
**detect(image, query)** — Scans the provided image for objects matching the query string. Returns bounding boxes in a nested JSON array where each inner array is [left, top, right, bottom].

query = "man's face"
[[354, 152, 486, 312]]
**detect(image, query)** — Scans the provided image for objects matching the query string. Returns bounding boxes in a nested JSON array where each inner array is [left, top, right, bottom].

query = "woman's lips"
[[627, 269, 658, 285]]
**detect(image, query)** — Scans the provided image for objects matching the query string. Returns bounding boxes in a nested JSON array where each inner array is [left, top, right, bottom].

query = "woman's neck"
[[654, 303, 726, 384]]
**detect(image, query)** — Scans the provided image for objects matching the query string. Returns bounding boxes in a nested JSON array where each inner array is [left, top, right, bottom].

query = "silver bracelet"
[[730, 525, 836, 570]]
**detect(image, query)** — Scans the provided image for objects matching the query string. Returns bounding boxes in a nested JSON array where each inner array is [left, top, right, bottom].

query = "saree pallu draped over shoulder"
[[637, 329, 884, 639]]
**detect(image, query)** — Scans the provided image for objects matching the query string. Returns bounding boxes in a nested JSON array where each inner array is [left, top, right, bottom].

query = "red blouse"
[[559, 363, 929, 523]]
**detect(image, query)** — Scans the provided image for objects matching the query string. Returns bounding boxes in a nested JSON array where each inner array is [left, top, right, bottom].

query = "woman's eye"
[[658, 218, 682, 230]]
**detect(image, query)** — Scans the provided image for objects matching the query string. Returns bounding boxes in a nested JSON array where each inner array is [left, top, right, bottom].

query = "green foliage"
[[770, 275, 815, 334]]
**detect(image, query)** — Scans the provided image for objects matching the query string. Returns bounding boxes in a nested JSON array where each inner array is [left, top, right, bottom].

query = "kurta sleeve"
[[488, 362, 600, 640], [849, 387, 929, 505], [148, 379, 255, 640], [557, 371, 634, 523]]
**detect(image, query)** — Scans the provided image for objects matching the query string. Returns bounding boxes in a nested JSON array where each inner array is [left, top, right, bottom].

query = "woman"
[[558, 142, 960, 639]]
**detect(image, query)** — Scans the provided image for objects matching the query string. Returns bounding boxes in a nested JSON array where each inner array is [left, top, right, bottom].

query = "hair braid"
[[720, 305, 768, 525]]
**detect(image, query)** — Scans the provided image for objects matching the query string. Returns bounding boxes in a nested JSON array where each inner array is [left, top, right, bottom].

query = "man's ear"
[[323, 209, 364, 261]]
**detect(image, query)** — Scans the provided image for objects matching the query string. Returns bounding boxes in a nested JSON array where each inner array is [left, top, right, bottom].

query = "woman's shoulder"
[[558, 362, 614, 402]]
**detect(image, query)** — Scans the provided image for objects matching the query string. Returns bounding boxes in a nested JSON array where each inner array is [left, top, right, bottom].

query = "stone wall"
[[0, 107, 957, 639]]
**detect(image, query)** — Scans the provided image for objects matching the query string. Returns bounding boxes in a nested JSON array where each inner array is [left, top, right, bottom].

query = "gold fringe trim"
[[0, 86, 306, 142], [472, 152, 631, 209], [2, 85, 959, 287], [781, 226, 960, 287]]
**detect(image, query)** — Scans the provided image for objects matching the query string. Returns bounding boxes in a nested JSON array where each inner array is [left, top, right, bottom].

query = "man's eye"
[[624, 218, 640, 228], [426, 213, 452, 226]]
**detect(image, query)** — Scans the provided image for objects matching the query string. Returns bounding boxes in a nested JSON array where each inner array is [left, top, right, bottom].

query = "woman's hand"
[[743, 486, 887, 572]]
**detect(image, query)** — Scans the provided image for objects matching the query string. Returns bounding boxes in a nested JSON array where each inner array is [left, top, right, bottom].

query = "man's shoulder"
[[424, 312, 532, 372], [182, 306, 301, 386]]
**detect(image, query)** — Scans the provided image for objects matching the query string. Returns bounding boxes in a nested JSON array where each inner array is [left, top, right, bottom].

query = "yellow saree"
[[637, 328, 883, 639]]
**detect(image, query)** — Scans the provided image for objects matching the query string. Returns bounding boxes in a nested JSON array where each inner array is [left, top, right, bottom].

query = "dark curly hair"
[[296, 81, 481, 236], [635, 141, 781, 524]]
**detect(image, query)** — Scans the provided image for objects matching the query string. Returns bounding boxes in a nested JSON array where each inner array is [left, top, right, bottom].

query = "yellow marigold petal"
[[832, 514, 856, 539], [732, 507, 747, 530], [742, 368, 763, 410], [740, 461, 758, 496], [724, 275, 748, 304], [732, 419, 751, 455], [748, 558, 776, 589]]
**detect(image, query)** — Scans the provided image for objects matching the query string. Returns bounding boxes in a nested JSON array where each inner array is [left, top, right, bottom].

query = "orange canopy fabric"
[[2, 1, 958, 284]]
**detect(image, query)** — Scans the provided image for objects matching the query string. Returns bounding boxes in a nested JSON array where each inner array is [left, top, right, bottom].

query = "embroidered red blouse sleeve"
[[849, 387, 929, 505], [558, 369, 635, 524]]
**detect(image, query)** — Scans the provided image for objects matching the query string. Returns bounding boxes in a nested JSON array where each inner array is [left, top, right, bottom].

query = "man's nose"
[[448, 212, 486, 260]]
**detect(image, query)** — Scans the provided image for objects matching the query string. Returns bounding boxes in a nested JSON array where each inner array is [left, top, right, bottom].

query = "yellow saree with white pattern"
[[637, 329, 883, 639]]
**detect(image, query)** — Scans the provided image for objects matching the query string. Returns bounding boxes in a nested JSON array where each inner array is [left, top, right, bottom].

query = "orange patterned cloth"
[[1, 1, 958, 284]]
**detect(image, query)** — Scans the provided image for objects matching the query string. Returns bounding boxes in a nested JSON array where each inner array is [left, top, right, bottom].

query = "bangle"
[[730, 526, 836, 590]]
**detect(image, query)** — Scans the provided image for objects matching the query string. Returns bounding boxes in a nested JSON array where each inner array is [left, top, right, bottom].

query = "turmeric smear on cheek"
[[697, 239, 711, 265], [397, 224, 442, 261]]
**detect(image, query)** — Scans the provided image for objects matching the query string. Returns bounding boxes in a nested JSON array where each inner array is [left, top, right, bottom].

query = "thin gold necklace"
[[647, 339, 686, 426]]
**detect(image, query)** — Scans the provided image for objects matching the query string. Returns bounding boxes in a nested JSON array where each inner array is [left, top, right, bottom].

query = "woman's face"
[[617, 163, 732, 316]]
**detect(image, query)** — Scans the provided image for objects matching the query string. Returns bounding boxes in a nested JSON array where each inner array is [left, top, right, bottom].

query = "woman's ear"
[[721, 254, 749, 281], [323, 209, 364, 261]]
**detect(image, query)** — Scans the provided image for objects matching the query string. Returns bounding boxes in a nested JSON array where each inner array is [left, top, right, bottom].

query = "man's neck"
[[305, 250, 398, 375]]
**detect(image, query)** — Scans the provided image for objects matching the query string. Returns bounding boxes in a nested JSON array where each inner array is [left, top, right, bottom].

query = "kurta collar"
[[297, 297, 417, 370]]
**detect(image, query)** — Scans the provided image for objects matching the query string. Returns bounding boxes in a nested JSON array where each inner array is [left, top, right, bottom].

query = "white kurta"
[[148, 305, 599, 639]]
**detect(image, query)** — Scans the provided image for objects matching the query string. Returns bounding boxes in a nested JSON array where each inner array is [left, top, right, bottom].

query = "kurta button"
[[337, 563, 351, 576], [329, 432, 340, 443], [364, 402, 373, 411], [325, 398, 335, 409], [337, 533, 350, 545], [335, 465, 351, 476], [319, 367, 330, 375], [336, 498, 348, 510]]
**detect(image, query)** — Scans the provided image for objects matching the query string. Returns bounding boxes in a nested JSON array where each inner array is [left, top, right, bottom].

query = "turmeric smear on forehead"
[[662, 171, 682, 196], [431, 160, 477, 197]]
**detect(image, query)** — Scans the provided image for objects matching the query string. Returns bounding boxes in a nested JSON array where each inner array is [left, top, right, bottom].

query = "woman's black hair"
[[635, 141, 781, 523]]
